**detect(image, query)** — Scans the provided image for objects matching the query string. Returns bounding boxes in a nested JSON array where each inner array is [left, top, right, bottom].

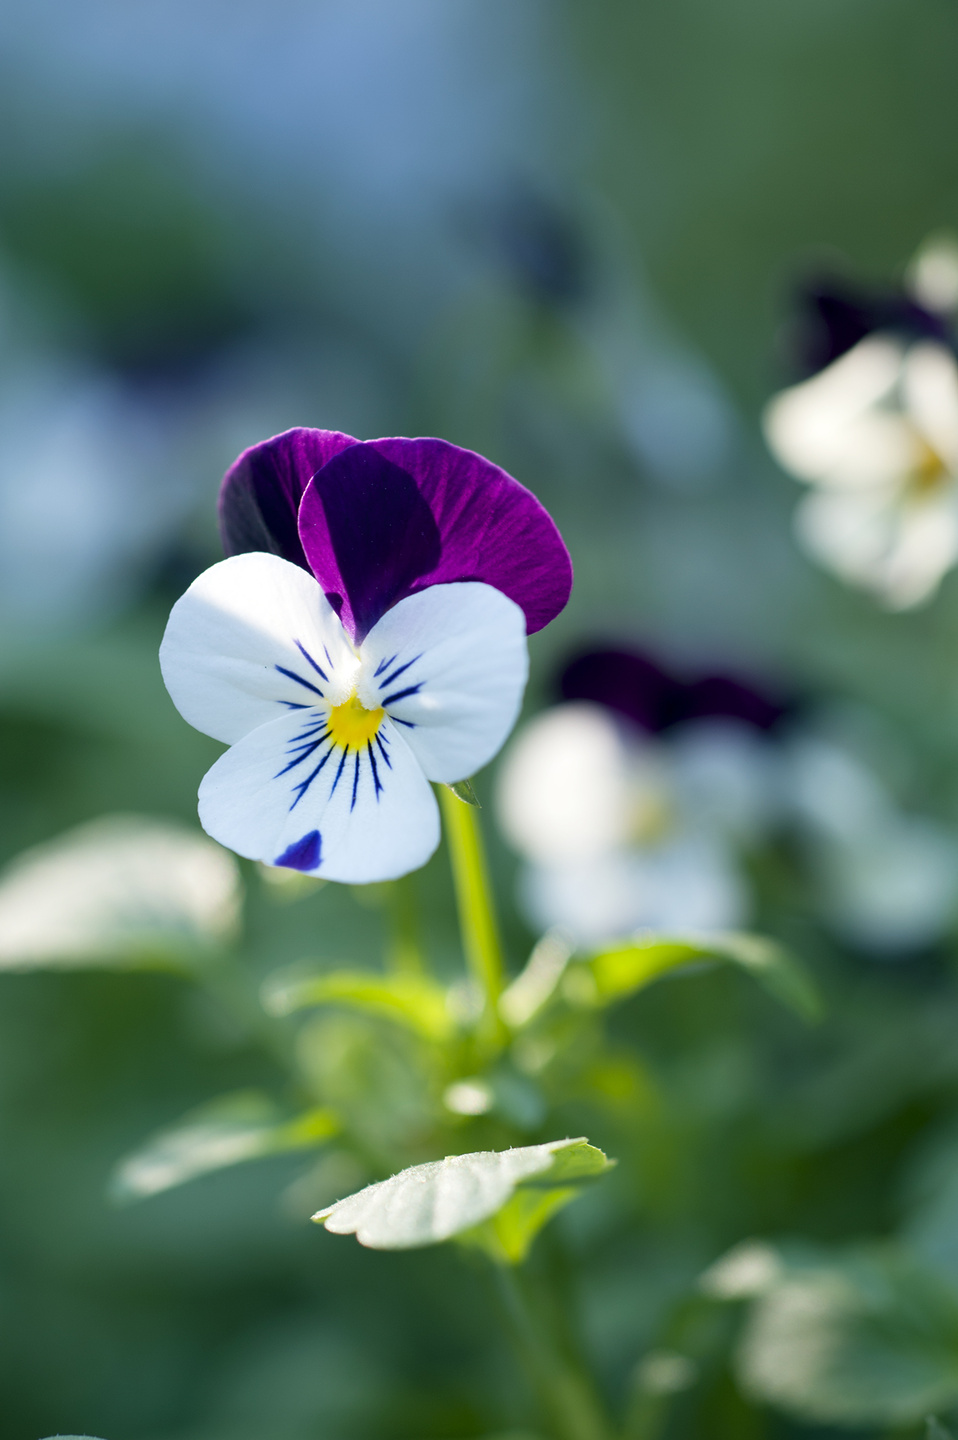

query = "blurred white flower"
[[764, 336, 958, 608], [517, 835, 746, 946], [496, 702, 775, 946], [784, 736, 958, 955]]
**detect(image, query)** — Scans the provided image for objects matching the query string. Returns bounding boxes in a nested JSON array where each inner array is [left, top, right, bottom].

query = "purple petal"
[[219, 427, 359, 569], [560, 647, 677, 732], [679, 673, 788, 731], [298, 437, 572, 642], [791, 277, 951, 379], [560, 645, 790, 733]]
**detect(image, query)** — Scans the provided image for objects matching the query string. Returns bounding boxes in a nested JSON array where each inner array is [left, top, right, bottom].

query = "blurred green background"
[[4, 3, 958, 1437]]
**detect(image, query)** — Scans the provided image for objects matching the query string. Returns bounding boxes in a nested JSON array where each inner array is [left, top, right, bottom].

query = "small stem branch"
[[439, 786, 507, 1043], [493, 1264, 616, 1440]]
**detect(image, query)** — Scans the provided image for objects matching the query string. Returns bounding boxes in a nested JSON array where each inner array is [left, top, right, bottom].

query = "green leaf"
[[314, 1137, 614, 1254], [445, 778, 481, 807], [523, 1136, 613, 1185], [0, 815, 241, 971], [572, 931, 821, 1022], [713, 1242, 958, 1427], [111, 1090, 338, 1201], [461, 1186, 580, 1265], [261, 968, 456, 1042], [498, 931, 573, 1029], [928, 1419, 955, 1440], [457, 1138, 615, 1262]]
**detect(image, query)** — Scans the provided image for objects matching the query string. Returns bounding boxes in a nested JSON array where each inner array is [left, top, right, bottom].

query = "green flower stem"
[[493, 1263, 616, 1440], [439, 785, 507, 1043], [387, 874, 425, 974]]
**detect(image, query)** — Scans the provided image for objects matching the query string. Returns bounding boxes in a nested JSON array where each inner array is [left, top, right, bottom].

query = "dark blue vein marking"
[[378, 653, 421, 691], [275, 664, 325, 699], [279, 700, 309, 711], [324, 645, 333, 666], [291, 747, 335, 808], [330, 748, 349, 797], [275, 732, 331, 777], [391, 717, 416, 729], [288, 721, 329, 744], [375, 733, 392, 768], [295, 640, 329, 683], [381, 682, 423, 707], [368, 740, 383, 798], [374, 653, 398, 678], [276, 830, 321, 871], [350, 751, 362, 811]]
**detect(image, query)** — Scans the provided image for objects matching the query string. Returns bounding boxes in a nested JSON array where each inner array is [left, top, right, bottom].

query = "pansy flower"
[[495, 646, 787, 945], [765, 248, 958, 609], [160, 429, 572, 883]]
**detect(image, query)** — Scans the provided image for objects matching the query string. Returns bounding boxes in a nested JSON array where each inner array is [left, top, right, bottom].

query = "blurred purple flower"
[[559, 645, 788, 734]]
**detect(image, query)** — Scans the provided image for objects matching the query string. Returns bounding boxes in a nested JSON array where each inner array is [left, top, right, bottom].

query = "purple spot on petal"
[[276, 830, 321, 871]]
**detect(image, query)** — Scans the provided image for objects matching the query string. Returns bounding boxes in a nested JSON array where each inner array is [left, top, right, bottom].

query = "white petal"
[[669, 719, 780, 843], [902, 342, 958, 469], [518, 834, 746, 947], [763, 337, 905, 484], [877, 493, 958, 608], [796, 485, 958, 608], [907, 233, 958, 312], [795, 487, 898, 591], [823, 816, 958, 954], [357, 582, 528, 783], [630, 832, 748, 933], [519, 853, 651, 945], [784, 737, 891, 843], [495, 702, 648, 864], [197, 710, 440, 884], [160, 553, 358, 744]]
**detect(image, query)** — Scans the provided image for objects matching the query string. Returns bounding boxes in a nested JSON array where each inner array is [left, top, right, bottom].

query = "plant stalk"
[[493, 1263, 616, 1440], [439, 785, 507, 1044]]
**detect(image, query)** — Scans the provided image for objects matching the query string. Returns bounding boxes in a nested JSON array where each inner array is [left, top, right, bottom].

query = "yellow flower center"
[[327, 691, 385, 751], [907, 434, 949, 497]]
